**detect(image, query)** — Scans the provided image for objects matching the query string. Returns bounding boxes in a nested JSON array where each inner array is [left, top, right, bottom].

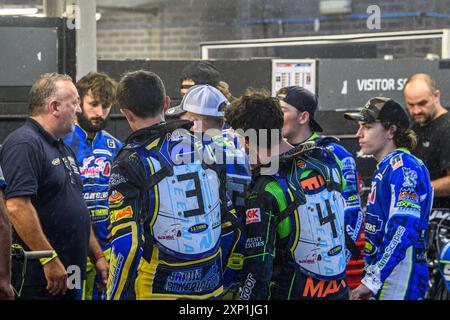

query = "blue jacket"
[[106, 121, 229, 299], [310, 134, 364, 262], [362, 149, 432, 300], [64, 124, 123, 251]]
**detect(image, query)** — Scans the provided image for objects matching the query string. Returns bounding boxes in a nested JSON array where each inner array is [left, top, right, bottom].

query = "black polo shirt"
[[0, 118, 90, 288], [412, 112, 450, 209]]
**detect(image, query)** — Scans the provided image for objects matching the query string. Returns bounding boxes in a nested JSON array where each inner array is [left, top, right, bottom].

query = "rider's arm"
[[88, 225, 104, 259], [362, 165, 427, 295], [88, 224, 109, 291], [330, 146, 364, 262], [240, 181, 283, 300], [106, 151, 144, 300]]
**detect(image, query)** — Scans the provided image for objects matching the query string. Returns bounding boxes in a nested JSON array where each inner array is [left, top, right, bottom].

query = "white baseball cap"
[[180, 84, 228, 117]]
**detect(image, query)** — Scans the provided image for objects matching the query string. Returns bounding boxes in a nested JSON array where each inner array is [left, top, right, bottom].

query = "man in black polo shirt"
[[403, 74, 450, 298], [404, 73, 450, 211], [0, 73, 107, 300]]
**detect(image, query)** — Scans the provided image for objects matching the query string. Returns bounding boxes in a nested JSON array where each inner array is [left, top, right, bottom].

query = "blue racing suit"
[[106, 120, 229, 300], [215, 129, 251, 298], [362, 148, 432, 300], [64, 124, 122, 299]]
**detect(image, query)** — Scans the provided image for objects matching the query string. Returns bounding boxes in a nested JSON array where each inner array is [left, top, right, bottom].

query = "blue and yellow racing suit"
[[213, 130, 251, 298], [64, 124, 122, 300], [106, 120, 229, 300], [362, 148, 432, 300]]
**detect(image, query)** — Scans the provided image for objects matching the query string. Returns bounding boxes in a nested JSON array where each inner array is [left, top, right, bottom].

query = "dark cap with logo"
[[344, 97, 410, 129], [278, 86, 323, 132], [165, 104, 186, 119]]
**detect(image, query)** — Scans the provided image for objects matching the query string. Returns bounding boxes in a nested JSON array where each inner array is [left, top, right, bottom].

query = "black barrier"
[[0, 16, 76, 143], [98, 59, 273, 141], [98, 59, 272, 105]]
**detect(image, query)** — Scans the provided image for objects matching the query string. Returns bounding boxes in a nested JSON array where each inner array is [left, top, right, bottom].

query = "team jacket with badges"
[[240, 142, 349, 300], [64, 124, 123, 251], [106, 120, 229, 300], [299, 134, 364, 262], [362, 148, 432, 300], [214, 130, 251, 294]]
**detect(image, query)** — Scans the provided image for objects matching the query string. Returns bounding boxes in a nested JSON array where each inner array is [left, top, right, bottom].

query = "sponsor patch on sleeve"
[[365, 213, 383, 234], [390, 154, 403, 171], [396, 188, 420, 210], [110, 205, 133, 223], [246, 208, 261, 225], [402, 167, 418, 188], [108, 191, 125, 208], [107, 139, 116, 149]]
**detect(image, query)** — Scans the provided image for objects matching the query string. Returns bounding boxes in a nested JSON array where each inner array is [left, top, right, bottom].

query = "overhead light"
[[319, 0, 352, 15], [96, 12, 102, 21], [0, 8, 39, 16]]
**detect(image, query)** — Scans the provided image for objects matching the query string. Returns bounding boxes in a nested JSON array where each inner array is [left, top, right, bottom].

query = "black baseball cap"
[[344, 97, 410, 129], [278, 86, 323, 132], [181, 61, 220, 86]]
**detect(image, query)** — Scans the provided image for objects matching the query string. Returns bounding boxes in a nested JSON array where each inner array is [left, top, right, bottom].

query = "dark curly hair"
[[225, 89, 284, 149]]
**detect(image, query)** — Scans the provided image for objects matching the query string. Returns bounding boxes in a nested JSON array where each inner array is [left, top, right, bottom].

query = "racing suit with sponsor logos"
[[64, 124, 122, 299], [106, 120, 229, 300], [362, 148, 432, 300], [216, 130, 251, 298], [299, 134, 364, 262], [240, 143, 349, 300]]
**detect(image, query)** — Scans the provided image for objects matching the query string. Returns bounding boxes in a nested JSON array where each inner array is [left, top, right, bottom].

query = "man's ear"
[[120, 108, 134, 122], [49, 100, 59, 116], [388, 124, 397, 140], [434, 89, 441, 102], [298, 111, 309, 125], [162, 96, 171, 113]]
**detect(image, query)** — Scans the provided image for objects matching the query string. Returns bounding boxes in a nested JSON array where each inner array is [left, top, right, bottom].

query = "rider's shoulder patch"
[[390, 154, 404, 171]]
